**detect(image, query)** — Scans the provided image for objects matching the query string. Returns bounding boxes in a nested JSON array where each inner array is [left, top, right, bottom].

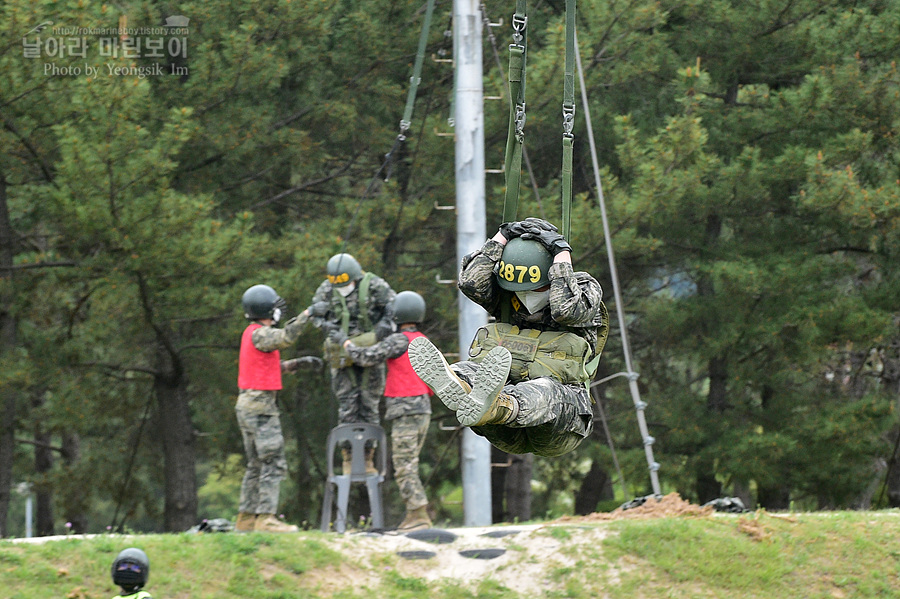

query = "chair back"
[[326, 423, 387, 481]]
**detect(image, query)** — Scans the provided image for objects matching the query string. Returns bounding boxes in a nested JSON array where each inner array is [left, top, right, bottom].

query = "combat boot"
[[341, 448, 352, 474], [457, 346, 519, 427], [398, 505, 432, 531], [364, 447, 379, 475], [408, 337, 471, 410], [254, 514, 299, 533], [234, 512, 257, 533]]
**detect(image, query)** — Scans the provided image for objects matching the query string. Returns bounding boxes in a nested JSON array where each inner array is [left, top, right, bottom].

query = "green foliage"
[[2, 0, 900, 538]]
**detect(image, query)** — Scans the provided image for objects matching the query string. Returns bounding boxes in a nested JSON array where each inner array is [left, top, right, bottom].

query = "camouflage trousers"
[[389, 413, 430, 510], [331, 363, 385, 448], [453, 361, 593, 457], [235, 390, 288, 515]]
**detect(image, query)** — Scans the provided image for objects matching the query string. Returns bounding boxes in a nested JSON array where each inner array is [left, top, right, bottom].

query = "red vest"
[[237, 323, 282, 390], [384, 331, 431, 397]]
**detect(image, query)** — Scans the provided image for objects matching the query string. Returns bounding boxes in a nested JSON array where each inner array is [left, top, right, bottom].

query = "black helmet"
[[392, 291, 425, 324], [242, 284, 287, 322], [111, 547, 149, 590], [495, 237, 552, 291], [326, 253, 363, 287]]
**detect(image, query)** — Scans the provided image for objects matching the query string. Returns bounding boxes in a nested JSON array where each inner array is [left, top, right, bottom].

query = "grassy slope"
[[3, 510, 900, 598]]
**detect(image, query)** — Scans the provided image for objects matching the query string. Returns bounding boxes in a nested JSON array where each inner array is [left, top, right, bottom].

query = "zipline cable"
[[575, 28, 661, 496]]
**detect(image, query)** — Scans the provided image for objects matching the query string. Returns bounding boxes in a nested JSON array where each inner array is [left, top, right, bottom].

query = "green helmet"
[[392, 291, 426, 324], [242, 284, 286, 321], [112, 547, 149, 590], [326, 253, 362, 287], [495, 237, 552, 291]]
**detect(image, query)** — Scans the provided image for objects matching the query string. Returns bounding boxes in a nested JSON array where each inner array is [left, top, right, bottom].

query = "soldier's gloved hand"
[[498, 221, 529, 240], [328, 328, 349, 347], [282, 356, 324, 372], [374, 320, 395, 341], [500, 218, 558, 241], [520, 228, 573, 256], [307, 301, 330, 317], [518, 217, 558, 236], [320, 322, 339, 335]]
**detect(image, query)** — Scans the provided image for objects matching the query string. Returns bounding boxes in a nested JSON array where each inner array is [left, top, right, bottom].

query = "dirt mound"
[[556, 492, 713, 522]]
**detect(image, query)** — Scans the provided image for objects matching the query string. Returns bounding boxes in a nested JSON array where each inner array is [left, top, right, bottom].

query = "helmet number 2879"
[[498, 261, 541, 285]]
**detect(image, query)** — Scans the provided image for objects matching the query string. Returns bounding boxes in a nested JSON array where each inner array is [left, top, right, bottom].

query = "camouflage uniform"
[[345, 330, 431, 510], [454, 239, 604, 457], [236, 313, 307, 515], [309, 274, 396, 437]]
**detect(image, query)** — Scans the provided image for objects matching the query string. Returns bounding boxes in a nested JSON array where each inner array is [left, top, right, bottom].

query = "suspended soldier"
[[336, 291, 434, 530], [409, 218, 607, 457], [235, 284, 320, 533], [308, 253, 397, 474], [110, 547, 152, 599]]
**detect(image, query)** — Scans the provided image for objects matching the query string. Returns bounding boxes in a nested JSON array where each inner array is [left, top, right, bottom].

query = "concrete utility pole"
[[453, 0, 492, 527]]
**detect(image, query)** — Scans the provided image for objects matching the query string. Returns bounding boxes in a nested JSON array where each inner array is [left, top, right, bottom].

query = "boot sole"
[[457, 347, 512, 427], [408, 337, 469, 411]]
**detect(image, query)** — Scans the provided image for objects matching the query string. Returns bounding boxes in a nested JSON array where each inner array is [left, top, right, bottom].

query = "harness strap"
[[561, 0, 576, 239], [502, 0, 528, 224], [383, 0, 437, 181], [336, 272, 375, 334]]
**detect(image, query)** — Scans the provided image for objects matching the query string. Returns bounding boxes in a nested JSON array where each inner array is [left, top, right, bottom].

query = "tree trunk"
[[694, 213, 727, 504], [505, 453, 532, 522], [155, 369, 198, 531], [695, 459, 721, 505], [575, 460, 613, 515], [757, 385, 791, 509], [757, 485, 791, 510], [490, 446, 508, 522], [885, 346, 900, 506], [61, 432, 88, 533], [0, 172, 17, 538], [34, 425, 54, 536], [489, 449, 532, 523], [696, 355, 728, 503]]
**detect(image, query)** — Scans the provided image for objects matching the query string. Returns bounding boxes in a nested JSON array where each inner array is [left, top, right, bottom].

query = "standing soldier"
[[337, 291, 433, 530], [235, 284, 315, 533], [308, 253, 396, 474], [408, 218, 608, 457]]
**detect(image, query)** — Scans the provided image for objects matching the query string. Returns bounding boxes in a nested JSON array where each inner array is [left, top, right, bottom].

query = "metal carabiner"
[[511, 13, 527, 46], [562, 103, 576, 138]]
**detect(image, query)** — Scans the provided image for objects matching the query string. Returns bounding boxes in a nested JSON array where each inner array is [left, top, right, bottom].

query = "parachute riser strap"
[[502, 0, 528, 225], [337, 293, 350, 335], [560, 0, 576, 240], [384, 0, 436, 181]]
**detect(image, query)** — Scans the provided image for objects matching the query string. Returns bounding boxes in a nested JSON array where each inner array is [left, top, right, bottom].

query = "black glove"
[[327, 328, 349, 347], [307, 301, 330, 317], [520, 228, 573, 256], [375, 320, 395, 341], [320, 322, 339, 335], [499, 217, 558, 241]]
